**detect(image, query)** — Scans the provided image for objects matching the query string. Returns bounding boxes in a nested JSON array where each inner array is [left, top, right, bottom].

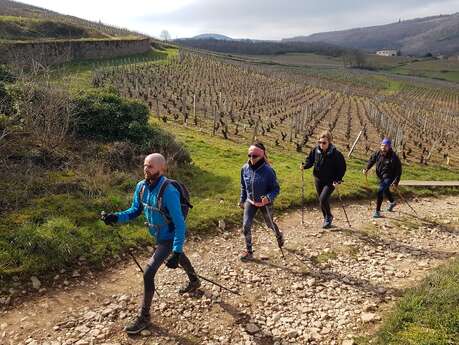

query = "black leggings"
[[314, 178, 335, 218], [140, 240, 197, 317]]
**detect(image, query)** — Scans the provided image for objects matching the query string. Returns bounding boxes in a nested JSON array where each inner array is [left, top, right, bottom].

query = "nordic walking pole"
[[115, 231, 144, 273], [364, 173, 373, 210], [192, 272, 240, 296], [301, 168, 305, 226], [264, 204, 286, 259], [101, 211, 144, 273], [336, 185, 352, 228], [395, 187, 418, 217]]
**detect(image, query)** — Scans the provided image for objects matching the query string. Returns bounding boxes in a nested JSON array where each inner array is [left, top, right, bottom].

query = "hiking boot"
[[124, 314, 150, 334], [276, 231, 285, 248], [240, 250, 254, 262], [322, 216, 333, 229], [386, 201, 397, 212], [373, 211, 382, 219], [179, 278, 201, 294]]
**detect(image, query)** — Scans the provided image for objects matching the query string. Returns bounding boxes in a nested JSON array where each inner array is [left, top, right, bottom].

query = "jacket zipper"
[[250, 162, 265, 201]]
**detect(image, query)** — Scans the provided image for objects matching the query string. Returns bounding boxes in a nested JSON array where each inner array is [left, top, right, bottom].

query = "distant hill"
[[192, 33, 232, 40], [0, 0, 144, 40], [174, 38, 348, 57], [283, 13, 459, 56]]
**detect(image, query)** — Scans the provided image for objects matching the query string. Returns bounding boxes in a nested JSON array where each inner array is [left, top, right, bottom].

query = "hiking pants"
[[242, 202, 282, 253], [314, 178, 335, 219], [140, 240, 197, 317], [376, 178, 395, 211]]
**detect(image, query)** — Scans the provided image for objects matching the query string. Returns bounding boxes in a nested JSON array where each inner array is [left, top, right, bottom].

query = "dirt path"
[[1, 196, 458, 345]]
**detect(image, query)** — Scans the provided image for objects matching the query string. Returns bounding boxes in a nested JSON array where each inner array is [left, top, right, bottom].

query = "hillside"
[[284, 13, 459, 56], [192, 33, 233, 40], [0, 0, 144, 40]]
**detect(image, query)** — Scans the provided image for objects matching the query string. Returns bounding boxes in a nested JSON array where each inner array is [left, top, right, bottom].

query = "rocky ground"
[[1, 196, 458, 345]]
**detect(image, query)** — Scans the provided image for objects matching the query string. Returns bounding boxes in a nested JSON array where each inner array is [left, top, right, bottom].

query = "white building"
[[376, 49, 398, 57]]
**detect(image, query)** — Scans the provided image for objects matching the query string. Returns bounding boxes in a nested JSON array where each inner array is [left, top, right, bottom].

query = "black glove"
[[100, 211, 118, 225], [165, 252, 181, 269]]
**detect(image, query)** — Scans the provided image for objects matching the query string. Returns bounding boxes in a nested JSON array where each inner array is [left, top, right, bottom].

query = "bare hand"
[[362, 169, 368, 175], [239, 202, 245, 209], [300, 163, 305, 171], [261, 197, 270, 206]]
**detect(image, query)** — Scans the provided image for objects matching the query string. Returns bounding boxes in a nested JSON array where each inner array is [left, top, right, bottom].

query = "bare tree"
[[160, 30, 171, 42]]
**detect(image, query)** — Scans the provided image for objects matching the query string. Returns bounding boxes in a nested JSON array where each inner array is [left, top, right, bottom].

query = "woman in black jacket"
[[301, 131, 346, 228]]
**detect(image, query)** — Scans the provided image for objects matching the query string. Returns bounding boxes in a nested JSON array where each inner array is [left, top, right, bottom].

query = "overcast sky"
[[22, 0, 459, 39]]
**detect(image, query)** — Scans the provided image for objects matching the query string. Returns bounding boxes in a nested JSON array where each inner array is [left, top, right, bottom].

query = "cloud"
[[22, 0, 459, 39]]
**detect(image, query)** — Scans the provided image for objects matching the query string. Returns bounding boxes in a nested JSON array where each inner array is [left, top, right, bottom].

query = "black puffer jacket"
[[303, 144, 346, 184], [366, 149, 402, 184]]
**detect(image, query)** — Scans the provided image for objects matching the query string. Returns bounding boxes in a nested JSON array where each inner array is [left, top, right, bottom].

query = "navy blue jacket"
[[303, 144, 346, 184], [240, 160, 280, 204]]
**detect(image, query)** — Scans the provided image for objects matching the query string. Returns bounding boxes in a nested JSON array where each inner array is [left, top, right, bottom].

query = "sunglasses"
[[318, 141, 328, 145], [248, 154, 260, 158]]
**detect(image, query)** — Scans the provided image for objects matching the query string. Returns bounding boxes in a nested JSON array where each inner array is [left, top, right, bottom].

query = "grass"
[[371, 257, 459, 345], [2, 45, 459, 289], [391, 59, 459, 83], [0, 15, 106, 41]]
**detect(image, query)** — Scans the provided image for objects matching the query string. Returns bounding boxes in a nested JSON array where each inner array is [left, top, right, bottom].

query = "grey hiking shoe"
[[322, 216, 334, 228], [386, 201, 397, 212], [179, 278, 201, 294], [125, 315, 150, 334], [373, 211, 382, 218]]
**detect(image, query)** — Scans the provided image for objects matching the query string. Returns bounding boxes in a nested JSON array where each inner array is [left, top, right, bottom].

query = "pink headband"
[[248, 145, 265, 158]]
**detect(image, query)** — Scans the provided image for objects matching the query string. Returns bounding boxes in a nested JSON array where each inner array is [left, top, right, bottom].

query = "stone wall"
[[0, 38, 151, 66]]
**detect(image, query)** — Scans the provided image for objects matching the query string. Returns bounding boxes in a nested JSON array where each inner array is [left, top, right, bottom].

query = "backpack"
[[139, 178, 193, 227]]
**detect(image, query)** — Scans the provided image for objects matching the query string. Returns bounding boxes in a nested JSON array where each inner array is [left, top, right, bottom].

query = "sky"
[[22, 0, 459, 40]]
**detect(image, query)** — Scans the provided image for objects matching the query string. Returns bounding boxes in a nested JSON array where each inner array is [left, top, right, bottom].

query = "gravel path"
[[1, 196, 458, 345]]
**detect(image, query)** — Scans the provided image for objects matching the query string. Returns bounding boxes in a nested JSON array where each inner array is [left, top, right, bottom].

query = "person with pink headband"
[[239, 142, 283, 261]]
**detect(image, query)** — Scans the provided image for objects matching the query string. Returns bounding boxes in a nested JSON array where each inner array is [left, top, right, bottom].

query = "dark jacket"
[[240, 159, 280, 204], [366, 149, 402, 184], [303, 144, 346, 184]]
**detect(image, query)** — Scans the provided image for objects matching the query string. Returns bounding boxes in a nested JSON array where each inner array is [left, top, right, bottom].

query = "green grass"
[[2, 46, 459, 288], [391, 59, 459, 83], [372, 257, 459, 345], [0, 15, 106, 41]]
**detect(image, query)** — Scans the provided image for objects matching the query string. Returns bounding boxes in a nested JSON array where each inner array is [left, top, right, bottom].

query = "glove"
[[100, 211, 118, 225], [165, 252, 181, 269]]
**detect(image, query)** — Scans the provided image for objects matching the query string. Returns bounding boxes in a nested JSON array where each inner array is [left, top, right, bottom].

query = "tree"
[[160, 30, 171, 42]]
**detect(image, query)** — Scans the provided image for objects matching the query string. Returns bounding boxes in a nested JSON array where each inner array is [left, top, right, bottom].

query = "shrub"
[[73, 89, 191, 164]]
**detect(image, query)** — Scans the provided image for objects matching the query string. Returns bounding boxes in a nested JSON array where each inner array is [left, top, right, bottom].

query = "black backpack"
[[139, 178, 193, 225]]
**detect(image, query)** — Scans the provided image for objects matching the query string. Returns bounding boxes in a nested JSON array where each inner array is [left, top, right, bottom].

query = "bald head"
[[144, 153, 166, 183]]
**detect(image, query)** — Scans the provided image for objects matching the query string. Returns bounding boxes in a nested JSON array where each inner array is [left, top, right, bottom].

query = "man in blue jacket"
[[101, 153, 199, 334]]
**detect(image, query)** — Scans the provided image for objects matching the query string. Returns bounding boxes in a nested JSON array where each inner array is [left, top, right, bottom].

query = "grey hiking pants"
[[140, 240, 197, 318], [242, 202, 281, 253]]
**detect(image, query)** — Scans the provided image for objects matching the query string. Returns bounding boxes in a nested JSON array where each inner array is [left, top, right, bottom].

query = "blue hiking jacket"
[[240, 160, 280, 204], [115, 176, 186, 253]]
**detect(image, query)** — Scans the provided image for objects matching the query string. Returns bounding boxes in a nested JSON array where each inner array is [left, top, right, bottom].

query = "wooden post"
[[348, 126, 365, 158], [193, 94, 197, 125]]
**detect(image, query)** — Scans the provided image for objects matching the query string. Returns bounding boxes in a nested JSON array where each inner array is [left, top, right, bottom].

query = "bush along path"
[[0, 196, 458, 345]]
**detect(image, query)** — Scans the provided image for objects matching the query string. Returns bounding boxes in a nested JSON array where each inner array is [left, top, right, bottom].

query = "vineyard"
[[92, 50, 459, 167]]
